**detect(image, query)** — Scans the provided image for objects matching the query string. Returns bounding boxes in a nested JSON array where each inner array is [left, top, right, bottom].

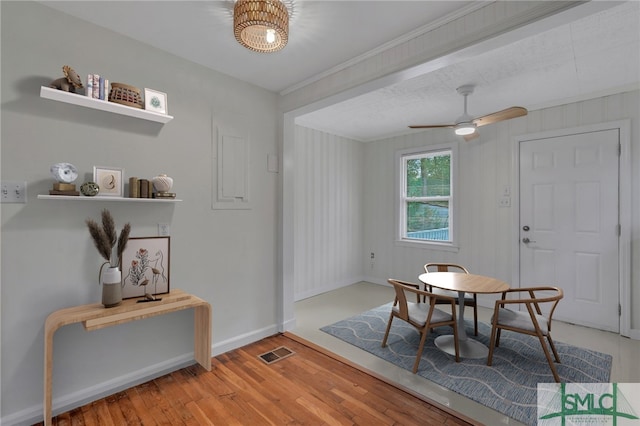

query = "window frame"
[[395, 142, 459, 252]]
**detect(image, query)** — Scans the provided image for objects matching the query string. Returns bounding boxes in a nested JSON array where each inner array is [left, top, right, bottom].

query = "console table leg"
[[43, 326, 55, 426], [42, 291, 210, 425], [194, 303, 212, 371]]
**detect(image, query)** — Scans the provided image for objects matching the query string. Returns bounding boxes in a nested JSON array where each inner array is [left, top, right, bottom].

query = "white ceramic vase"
[[100, 263, 122, 308], [152, 174, 173, 193]]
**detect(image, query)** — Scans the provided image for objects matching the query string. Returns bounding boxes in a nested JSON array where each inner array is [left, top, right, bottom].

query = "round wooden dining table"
[[418, 272, 510, 359]]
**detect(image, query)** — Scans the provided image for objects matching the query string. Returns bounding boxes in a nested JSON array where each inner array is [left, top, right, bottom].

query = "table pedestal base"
[[434, 335, 488, 359]]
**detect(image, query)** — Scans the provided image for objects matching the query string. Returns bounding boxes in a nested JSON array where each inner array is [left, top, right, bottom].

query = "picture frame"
[[121, 236, 170, 299], [144, 88, 168, 114], [93, 166, 124, 197]]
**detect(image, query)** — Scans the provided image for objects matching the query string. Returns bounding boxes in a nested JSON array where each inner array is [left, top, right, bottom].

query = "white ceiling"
[[41, 1, 639, 142]]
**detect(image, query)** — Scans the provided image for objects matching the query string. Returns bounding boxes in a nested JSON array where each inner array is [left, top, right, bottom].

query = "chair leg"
[[381, 314, 394, 347], [546, 334, 561, 363], [536, 332, 561, 382], [487, 325, 499, 366], [412, 329, 429, 373]]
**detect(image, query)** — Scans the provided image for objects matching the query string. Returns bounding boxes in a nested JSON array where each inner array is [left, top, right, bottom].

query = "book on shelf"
[[49, 189, 80, 196], [139, 179, 149, 198], [153, 192, 176, 199], [129, 177, 173, 199], [86, 74, 93, 98], [85, 74, 109, 100], [129, 177, 139, 198], [53, 183, 76, 191], [92, 74, 100, 99]]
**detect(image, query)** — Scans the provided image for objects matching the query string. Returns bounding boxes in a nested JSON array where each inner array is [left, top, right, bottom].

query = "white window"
[[397, 143, 457, 249]]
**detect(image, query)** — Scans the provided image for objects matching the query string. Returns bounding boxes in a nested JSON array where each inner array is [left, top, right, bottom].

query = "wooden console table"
[[43, 289, 211, 425]]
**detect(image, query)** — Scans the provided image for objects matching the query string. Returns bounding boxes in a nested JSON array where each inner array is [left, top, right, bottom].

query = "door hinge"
[[617, 224, 621, 236], [619, 304, 622, 316], [618, 142, 622, 156]]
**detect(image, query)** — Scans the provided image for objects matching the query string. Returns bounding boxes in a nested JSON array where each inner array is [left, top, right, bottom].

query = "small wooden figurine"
[[49, 65, 83, 93]]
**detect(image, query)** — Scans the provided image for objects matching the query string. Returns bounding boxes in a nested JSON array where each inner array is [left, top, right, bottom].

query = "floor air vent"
[[258, 346, 295, 364]]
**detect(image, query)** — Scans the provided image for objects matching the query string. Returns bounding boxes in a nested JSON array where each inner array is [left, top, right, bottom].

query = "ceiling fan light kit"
[[234, 0, 289, 53], [409, 84, 528, 140], [454, 122, 476, 136]]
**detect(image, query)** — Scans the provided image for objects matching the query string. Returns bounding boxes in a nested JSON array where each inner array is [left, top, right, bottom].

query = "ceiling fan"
[[408, 85, 527, 141]]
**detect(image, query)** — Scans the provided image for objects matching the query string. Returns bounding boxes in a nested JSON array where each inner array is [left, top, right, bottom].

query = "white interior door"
[[519, 129, 620, 332]]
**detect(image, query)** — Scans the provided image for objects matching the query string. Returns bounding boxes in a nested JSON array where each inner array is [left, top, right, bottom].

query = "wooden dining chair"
[[486, 286, 564, 382], [423, 263, 478, 335], [382, 279, 460, 373]]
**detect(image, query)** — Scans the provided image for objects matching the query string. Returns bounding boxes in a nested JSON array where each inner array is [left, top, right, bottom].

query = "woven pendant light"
[[234, 0, 289, 53]]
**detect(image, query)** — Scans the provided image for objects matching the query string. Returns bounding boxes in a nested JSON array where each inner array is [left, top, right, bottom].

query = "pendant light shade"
[[234, 0, 289, 53]]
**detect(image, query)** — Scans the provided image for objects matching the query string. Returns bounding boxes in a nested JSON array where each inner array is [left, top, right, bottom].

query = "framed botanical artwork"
[[121, 236, 170, 299], [93, 166, 124, 197], [144, 88, 168, 114]]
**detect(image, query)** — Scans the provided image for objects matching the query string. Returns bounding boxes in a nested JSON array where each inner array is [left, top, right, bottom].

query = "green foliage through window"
[[405, 154, 450, 197], [402, 150, 452, 242]]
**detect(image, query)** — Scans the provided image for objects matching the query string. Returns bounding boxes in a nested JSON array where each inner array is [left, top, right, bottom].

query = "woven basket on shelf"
[[109, 82, 143, 109]]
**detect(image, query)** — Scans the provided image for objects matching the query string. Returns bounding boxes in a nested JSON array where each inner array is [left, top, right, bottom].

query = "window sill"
[[395, 238, 460, 253]]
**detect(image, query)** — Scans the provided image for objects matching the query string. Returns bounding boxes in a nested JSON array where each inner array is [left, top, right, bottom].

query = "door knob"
[[522, 237, 536, 243]]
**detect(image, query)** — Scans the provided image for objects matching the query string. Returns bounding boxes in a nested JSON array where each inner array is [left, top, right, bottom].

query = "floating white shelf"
[[39, 86, 173, 124], [37, 195, 181, 203]]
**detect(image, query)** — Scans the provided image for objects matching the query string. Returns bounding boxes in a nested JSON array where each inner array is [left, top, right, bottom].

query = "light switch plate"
[[1, 181, 27, 203], [158, 223, 170, 236], [267, 154, 279, 173]]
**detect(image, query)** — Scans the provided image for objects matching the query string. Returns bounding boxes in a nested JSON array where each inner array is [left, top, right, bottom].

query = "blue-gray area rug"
[[320, 303, 612, 426]]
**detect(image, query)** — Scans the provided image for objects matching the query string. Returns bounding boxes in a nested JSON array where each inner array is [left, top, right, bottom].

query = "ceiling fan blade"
[[473, 107, 527, 127], [463, 132, 479, 142], [408, 124, 455, 129]]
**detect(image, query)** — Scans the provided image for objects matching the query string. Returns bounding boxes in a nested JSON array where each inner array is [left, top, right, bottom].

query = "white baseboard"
[[4, 323, 281, 426], [279, 316, 296, 333], [294, 276, 367, 301], [627, 328, 640, 340], [2, 353, 196, 426], [212, 324, 279, 356], [361, 276, 389, 286]]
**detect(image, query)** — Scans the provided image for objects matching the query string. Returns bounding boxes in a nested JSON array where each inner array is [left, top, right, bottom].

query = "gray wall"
[[360, 92, 640, 304], [293, 91, 639, 328], [293, 126, 364, 300], [3, 1, 639, 424], [1, 2, 279, 423]]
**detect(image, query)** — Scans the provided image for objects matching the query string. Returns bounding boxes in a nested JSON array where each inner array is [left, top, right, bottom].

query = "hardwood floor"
[[39, 333, 476, 426]]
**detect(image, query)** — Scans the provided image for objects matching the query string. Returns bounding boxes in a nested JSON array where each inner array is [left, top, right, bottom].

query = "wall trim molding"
[[212, 324, 279, 356], [4, 353, 195, 426], [294, 276, 365, 302], [5, 324, 281, 426]]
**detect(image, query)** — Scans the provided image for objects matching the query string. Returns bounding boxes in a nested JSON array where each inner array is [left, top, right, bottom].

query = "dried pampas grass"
[[86, 209, 130, 267], [86, 218, 111, 261]]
